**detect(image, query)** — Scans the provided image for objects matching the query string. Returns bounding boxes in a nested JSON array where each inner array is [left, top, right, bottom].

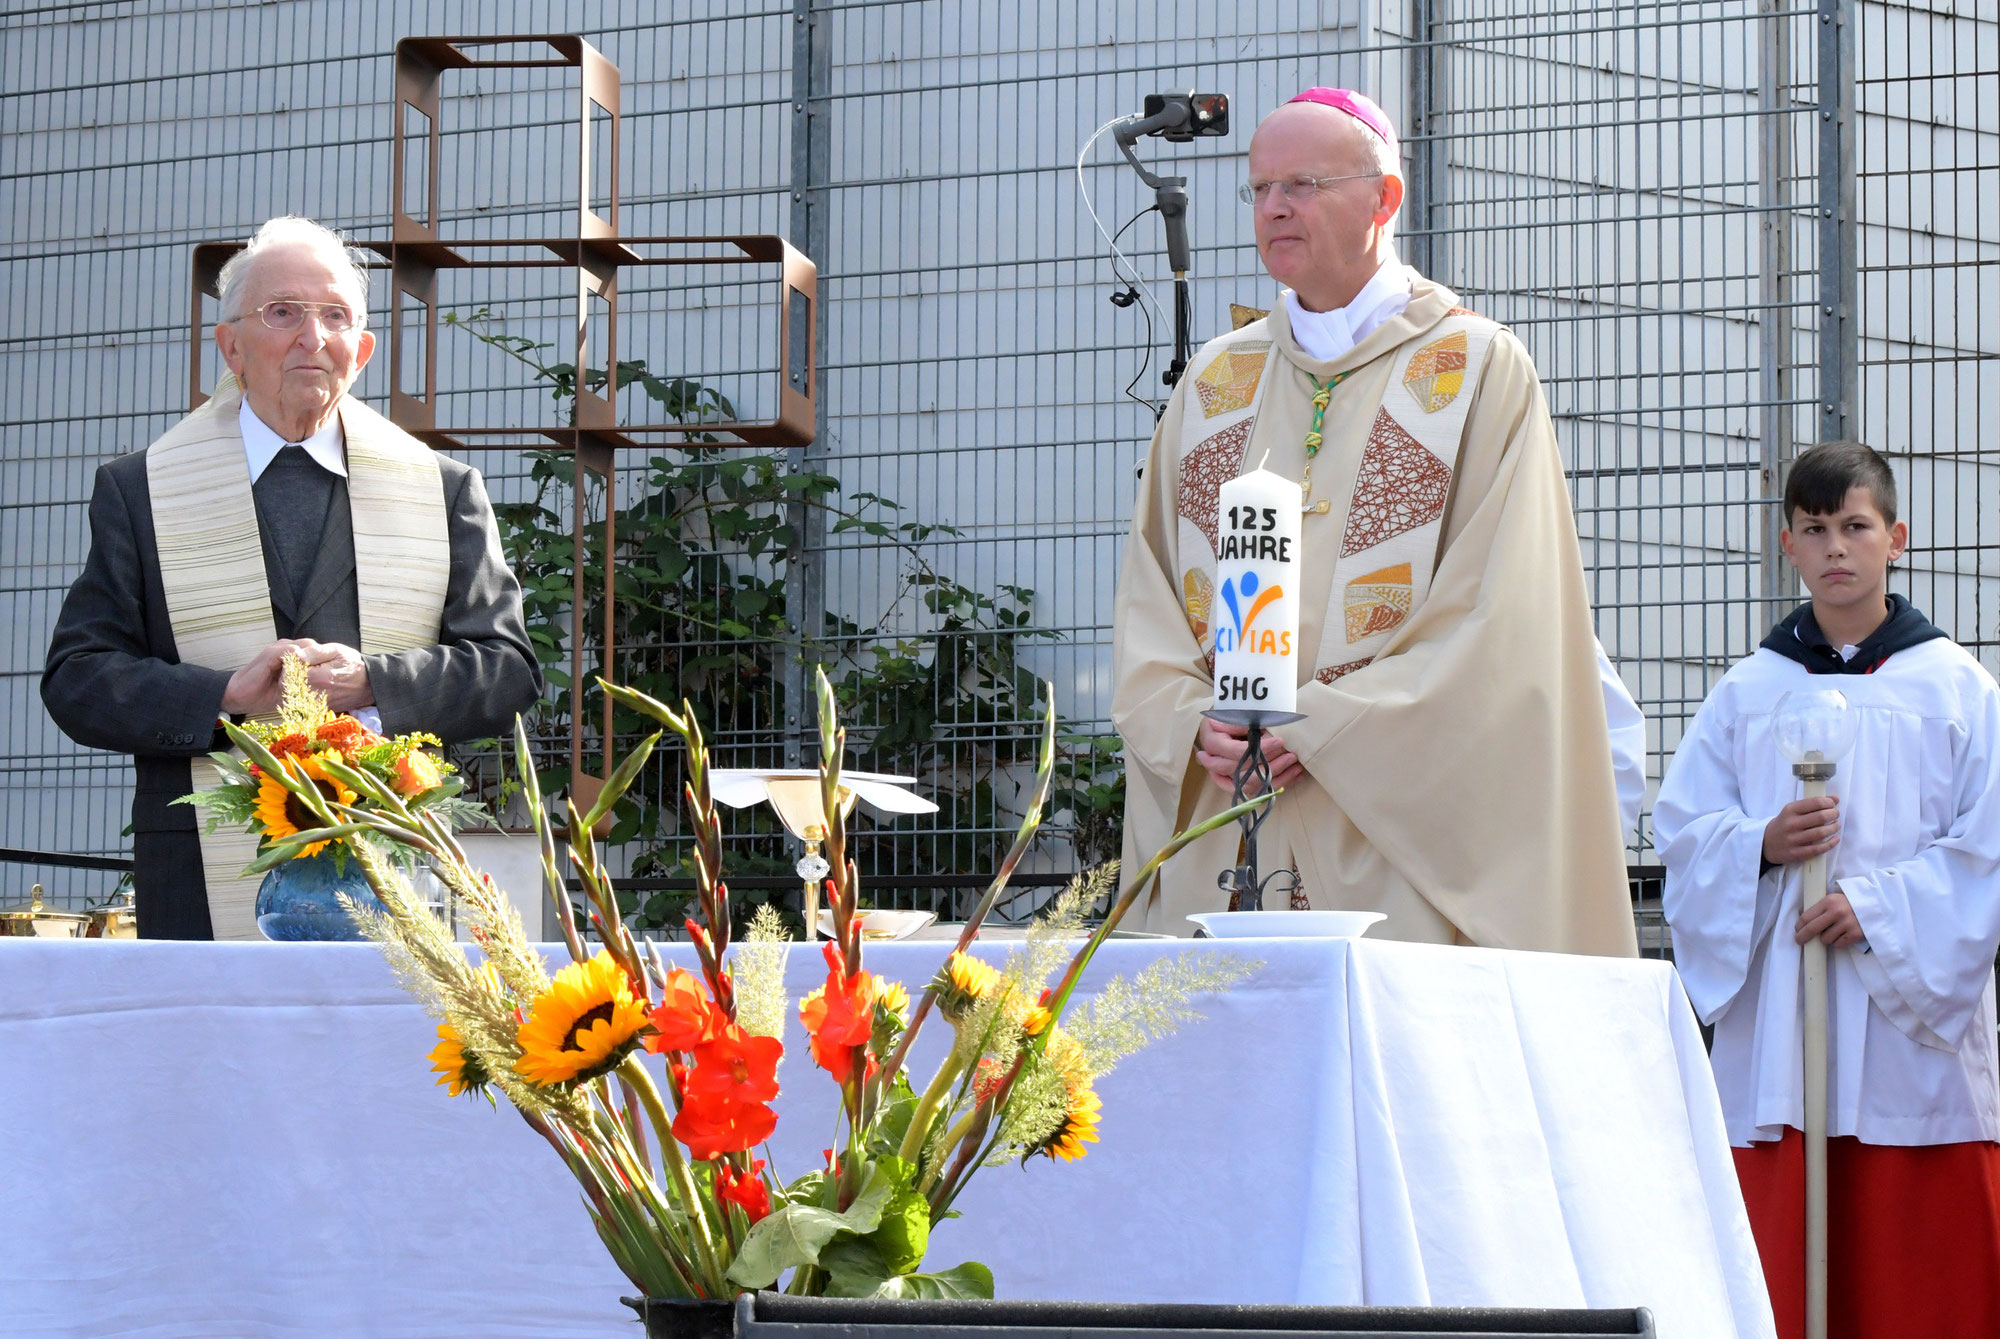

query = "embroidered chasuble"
[[145, 373, 449, 939], [1111, 279, 1636, 955]]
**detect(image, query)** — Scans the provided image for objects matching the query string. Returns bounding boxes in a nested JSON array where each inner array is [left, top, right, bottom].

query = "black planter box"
[[629, 1295, 1658, 1339]]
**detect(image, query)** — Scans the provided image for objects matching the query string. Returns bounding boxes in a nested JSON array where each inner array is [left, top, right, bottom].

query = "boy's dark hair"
[[1784, 439, 1898, 526]]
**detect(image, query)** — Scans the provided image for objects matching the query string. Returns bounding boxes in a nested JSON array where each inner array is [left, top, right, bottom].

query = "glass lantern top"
[[1771, 688, 1860, 765]]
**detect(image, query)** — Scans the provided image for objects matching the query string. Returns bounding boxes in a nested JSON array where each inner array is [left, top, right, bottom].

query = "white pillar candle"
[[1211, 468, 1302, 716]]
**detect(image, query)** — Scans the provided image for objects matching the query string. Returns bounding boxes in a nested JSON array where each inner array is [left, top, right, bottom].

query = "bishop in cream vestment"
[[1112, 91, 1632, 955], [1113, 278, 1635, 955]]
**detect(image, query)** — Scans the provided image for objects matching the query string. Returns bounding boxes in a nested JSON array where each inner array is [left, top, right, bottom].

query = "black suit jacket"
[[42, 441, 543, 936]]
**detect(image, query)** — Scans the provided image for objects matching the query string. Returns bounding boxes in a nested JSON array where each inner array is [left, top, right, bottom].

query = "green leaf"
[[870, 1262, 994, 1300], [241, 825, 367, 874], [862, 1183, 931, 1275], [866, 1078, 920, 1160], [818, 1237, 892, 1298], [723, 1163, 895, 1289]]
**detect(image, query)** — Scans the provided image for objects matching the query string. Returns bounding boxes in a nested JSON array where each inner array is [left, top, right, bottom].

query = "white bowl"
[[817, 908, 938, 941], [1186, 910, 1387, 939]]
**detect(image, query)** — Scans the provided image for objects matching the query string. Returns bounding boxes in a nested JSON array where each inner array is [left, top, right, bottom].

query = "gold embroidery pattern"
[[1315, 657, 1373, 685], [1182, 569, 1213, 640], [1404, 331, 1468, 413], [1229, 303, 1269, 330], [1194, 345, 1270, 418], [1338, 410, 1453, 558], [1343, 562, 1414, 644], [1178, 420, 1252, 553]]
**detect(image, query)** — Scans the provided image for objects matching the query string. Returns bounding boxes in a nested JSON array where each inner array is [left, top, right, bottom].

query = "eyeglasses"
[[230, 300, 361, 334], [1238, 172, 1383, 206]]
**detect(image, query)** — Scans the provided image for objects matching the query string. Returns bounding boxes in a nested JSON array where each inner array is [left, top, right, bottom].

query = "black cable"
[[1105, 205, 1163, 417]]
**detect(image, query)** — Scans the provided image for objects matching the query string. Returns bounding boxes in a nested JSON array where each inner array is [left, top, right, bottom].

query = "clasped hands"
[[1764, 794, 1863, 949], [1194, 716, 1305, 796], [220, 638, 374, 716]]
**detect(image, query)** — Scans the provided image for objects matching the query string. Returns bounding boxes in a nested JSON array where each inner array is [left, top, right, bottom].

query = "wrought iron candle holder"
[[1203, 707, 1304, 912]]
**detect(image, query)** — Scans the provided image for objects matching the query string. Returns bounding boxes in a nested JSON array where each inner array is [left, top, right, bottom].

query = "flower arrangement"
[[181, 654, 486, 872], [221, 667, 1267, 1303]]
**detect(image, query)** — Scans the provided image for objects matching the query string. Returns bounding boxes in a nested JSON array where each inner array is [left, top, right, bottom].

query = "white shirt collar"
[[240, 399, 346, 483], [1283, 255, 1415, 363]]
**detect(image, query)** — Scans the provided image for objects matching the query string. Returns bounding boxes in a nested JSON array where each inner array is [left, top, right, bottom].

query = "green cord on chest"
[[1302, 370, 1350, 460]]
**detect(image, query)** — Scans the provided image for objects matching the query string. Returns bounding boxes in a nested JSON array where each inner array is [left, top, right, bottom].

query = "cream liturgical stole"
[[146, 373, 450, 939], [1174, 313, 1499, 685]]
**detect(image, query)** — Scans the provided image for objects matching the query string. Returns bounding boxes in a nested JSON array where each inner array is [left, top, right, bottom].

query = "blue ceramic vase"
[[254, 848, 385, 941]]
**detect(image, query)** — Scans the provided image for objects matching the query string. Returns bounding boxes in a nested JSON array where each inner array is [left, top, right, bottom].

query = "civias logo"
[[1215, 571, 1291, 656]]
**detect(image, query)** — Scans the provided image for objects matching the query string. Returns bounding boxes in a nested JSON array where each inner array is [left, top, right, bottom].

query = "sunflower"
[[514, 952, 650, 1087], [930, 951, 1000, 1022], [251, 754, 358, 857], [1032, 1081, 1102, 1162], [876, 979, 910, 1022], [428, 1022, 490, 1098], [1007, 991, 1054, 1039]]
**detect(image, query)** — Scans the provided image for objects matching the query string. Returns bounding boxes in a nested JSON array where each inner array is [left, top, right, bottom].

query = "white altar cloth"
[[0, 937, 1772, 1338]]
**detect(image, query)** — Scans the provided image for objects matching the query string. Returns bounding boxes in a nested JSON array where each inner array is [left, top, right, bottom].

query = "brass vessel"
[[85, 886, 138, 939], [0, 885, 91, 938]]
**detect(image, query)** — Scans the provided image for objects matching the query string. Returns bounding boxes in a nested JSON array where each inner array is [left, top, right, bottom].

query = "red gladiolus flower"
[[645, 967, 718, 1054], [683, 1023, 781, 1109], [713, 1158, 772, 1225], [671, 1020, 781, 1160], [674, 1095, 778, 1161], [798, 941, 876, 1085], [972, 1056, 1008, 1105]]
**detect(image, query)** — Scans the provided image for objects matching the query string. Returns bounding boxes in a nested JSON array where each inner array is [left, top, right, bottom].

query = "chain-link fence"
[[3, 1, 1994, 938]]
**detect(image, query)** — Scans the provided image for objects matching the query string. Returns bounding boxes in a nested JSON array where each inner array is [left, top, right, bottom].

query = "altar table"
[[0, 937, 1773, 1337]]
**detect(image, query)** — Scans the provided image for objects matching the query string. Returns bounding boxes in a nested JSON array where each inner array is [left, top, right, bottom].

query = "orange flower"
[[713, 1158, 771, 1224], [392, 750, 444, 796], [798, 941, 876, 1085], [314, 716, 383, 759], [682, 1022, 782, 1110], [644, 967, 719, 1054], [672, 1020, 782, 1161], [268, 732, 313, 761], [674, 1093, 778, 1162]]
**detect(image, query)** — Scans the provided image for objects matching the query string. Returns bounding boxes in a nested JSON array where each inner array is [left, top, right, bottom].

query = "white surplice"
[[1653, 638, 2000, 1146]]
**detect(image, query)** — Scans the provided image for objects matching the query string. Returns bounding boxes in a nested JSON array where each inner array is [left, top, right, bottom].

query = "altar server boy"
[[1654, 439, 2000, 1339]]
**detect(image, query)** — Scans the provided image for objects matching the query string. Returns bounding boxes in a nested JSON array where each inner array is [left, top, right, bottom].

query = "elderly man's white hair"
[[217, 216, 373, 325]]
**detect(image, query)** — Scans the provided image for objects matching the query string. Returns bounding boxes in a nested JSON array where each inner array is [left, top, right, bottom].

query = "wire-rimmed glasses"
[[1238, 172, 1383, 206], [230, 300, 362, 334]]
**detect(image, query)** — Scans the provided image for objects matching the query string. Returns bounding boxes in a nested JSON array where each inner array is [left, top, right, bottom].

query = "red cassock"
[[1733, 1129, 2000, 1339]]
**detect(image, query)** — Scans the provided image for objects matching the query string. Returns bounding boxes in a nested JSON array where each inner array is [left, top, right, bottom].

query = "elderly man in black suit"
[[43, 216, 542, 940]]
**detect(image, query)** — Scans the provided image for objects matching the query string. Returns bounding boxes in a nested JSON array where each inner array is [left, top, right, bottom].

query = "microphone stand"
[[1114, 109, 1195, 389]]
